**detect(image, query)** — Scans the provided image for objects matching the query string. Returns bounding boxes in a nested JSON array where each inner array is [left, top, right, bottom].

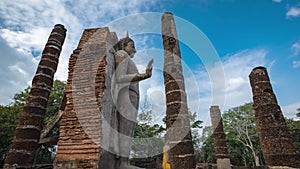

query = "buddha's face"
[[124, 41, 136, 58]]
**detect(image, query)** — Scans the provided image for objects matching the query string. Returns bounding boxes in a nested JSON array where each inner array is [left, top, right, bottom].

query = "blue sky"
[[0, 0, 300, 124]]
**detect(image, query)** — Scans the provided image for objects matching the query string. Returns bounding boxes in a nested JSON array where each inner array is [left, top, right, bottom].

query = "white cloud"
[[172, 49, 269, 124], [0, 37, 38, 105], [282, 101, 300, 119], [272, 0, 282, 3], [0, 0, 161, 105], [0, 28, 49, 56], [290, 40, 300, 68], [63, 0, 158, 27], [226, 77, 247, 92], [291, 40, 300, 56], [0, 0, 84, 96], [133, 48, 265, 127], [136, 48, 269, 125], [214, 49, 268, 110], [293, 60, 300, 68], [286, 6, 300, 18]]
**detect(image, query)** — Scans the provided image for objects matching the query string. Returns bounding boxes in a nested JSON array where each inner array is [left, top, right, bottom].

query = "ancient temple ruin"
[[53, 27, 118, 169], [4, 24, 66, 169], [162, 12, 196, 169], [210, 106, 231, 169], [4, 12, 300, 169], [249, 66, 299, 168]]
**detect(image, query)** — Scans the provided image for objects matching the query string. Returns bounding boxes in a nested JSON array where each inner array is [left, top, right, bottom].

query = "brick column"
[[4, 24, 66, 169], [162, 12, 196, 169], [249, 66, 299, 168], [210, 106, 231, 169]]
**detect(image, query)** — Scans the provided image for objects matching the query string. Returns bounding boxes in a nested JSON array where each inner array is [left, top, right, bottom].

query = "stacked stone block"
[[4, 24, 66, 169], [54, 27, 118, 169], [210, 106, 231, 169], [249, 66, 299, 168], [162, 12, 196, 169]]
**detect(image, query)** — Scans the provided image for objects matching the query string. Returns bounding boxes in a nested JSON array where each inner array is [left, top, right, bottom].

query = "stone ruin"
[[4, 24, 66, 169], [3, 12, 300, 169], [210, 106, 231, 169], [249, 67, 299, 168], [54, 27, 118, 168], [162, 12, 196, 169]]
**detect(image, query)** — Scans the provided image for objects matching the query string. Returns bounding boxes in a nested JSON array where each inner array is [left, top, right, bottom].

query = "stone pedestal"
[[249, 66, 299, 168]]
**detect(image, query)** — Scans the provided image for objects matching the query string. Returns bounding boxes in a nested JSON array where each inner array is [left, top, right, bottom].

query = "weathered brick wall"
[[249, 66, 299, 168], [4, 24, 66, 169], [210, 106, 231, 169], [54, 27, 118, 169], [162, 12, 196, 169]]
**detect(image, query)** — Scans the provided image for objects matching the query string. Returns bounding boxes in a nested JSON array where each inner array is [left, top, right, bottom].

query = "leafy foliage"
[[189, 111, 203, 162], [286, 118, 300, 159], [222, 103, 263, 166], [0, 105, 22, 167], [36, 80, 66, 164], [199, 103, 263, 166], [13, 86, 30, 107], [198, 126, 216, 163], [131, 110, 165, 167], [0, 80, 65, 166], [0, 86, 29, 166]]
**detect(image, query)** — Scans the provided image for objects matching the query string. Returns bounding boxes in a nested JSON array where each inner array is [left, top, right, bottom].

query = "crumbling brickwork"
[[4, 24, 66, 169], [54, 27, 118, 169], [162, 12, 196, 169], [210, 106, 231, 169], [249, 66, 299, 168]]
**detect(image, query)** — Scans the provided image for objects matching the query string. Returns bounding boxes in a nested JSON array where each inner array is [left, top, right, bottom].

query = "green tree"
[[0, 86, 29, 167], [132, 109, 165, 157], [198, 126, 216, 163], [199, 103, 263, 166], [132, 97, 203, 165], [45, 80, 66, 119], [222, 103, 262, 166], [286, 117, 300, 159], [188, 111, 203, 162], [131, 109, 165, 167], [0, 80, 65, 167], [35, 80, 65, 164], [296, 108, 300, 118], [0, 105, 22, 167]]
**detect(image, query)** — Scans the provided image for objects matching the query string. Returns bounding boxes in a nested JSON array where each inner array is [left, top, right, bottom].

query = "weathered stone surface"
[[249, 66, 299, 168], [210, 106, 231, 169], [4, 24, 66, 169], [216, 158, 231, 169], [162, 12, 196, 169], [54, 27, 118, 169]]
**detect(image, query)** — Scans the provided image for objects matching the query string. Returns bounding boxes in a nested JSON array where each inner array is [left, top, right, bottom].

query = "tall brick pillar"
[[249, 66, 299, 168], [4, 24, 66, 169], [210, 106, 231, 169], [162, 12, 196, 169]]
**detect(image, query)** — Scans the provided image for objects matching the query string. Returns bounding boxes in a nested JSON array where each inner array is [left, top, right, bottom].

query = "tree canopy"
[[0, 80, 65, 167]]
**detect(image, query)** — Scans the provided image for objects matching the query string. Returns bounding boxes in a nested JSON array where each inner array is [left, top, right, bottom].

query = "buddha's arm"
[[115, 51, 151, 83], [116, 73, 150, 83]]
